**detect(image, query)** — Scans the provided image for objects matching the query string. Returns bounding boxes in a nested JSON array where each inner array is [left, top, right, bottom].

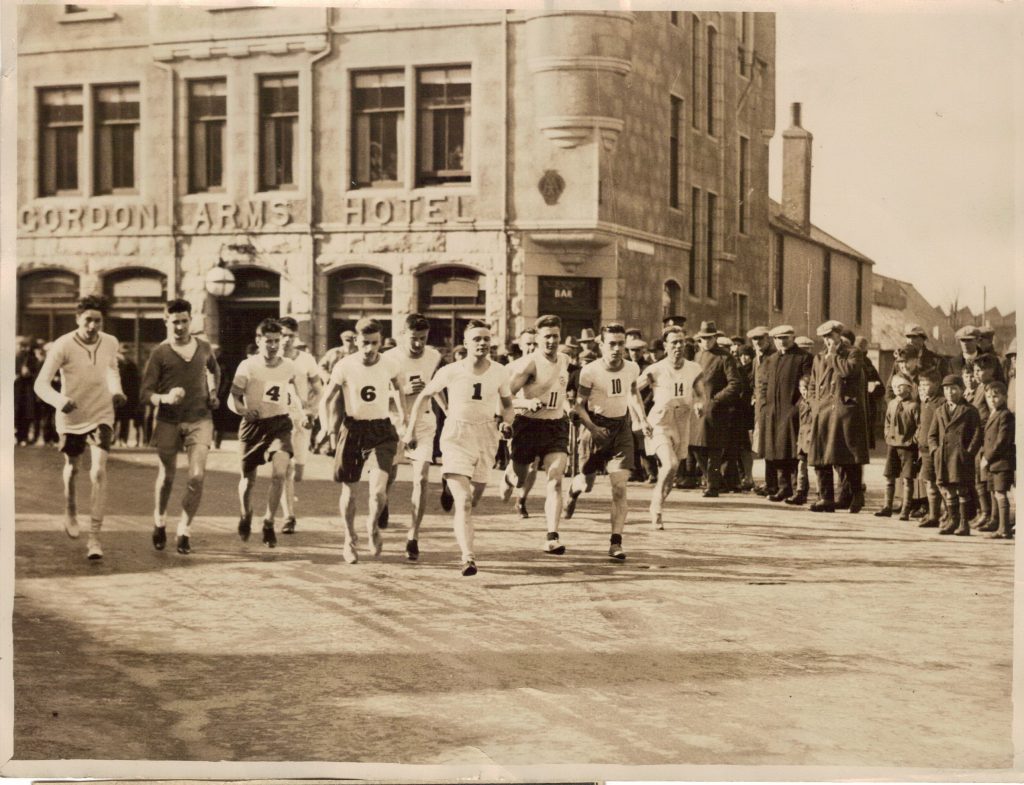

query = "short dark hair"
[[662, 325, 685, 340], [355, 317, 382, 336], [256, 318, 282, 336], [739, 345, 756, 358], [465, 319, 490, 332], [918, 369, 941, 385], [76, 295, 108, 316], [651, 338, 665, 352], [405, 313, 430, 332], [987, 381, 1008, 396], [278, 316, 299, 331], [600, 322, 626, 339], [535, 314, 562, 331], [518, 327, 537, 338], [165, 298, 192, 316], [975, 353, 999, 371]]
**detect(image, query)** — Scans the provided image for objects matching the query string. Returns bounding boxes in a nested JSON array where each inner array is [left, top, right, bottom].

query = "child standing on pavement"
[[980, 381, 1015, 539], [914, 370, 944, 529], [786, 374, 814, 507], [876, 375, 920, 520], [928, 374, 982, 537], [968, 354, 999, 529]]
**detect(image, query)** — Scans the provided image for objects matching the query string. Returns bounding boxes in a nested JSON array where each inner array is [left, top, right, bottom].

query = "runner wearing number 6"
[[230, 318, 300, 549], [403, 320, 514, 576], [321, 317, 405, 564], [505, 315, 574, 555]]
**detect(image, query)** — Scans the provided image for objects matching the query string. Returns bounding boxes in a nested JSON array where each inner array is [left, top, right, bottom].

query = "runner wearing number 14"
[[506, 314, 573, 555]]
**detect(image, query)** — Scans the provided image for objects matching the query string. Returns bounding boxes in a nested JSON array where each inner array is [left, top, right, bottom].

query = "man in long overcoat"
[[808, 320, 870, 512], [691, 320, 740, 497], [758, 325, 813, 501], [747, 325, 776, 494]]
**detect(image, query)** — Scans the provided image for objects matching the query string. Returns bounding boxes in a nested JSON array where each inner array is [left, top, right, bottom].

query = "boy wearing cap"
[[789, 374, 814, 505], [969, 355, 1000, 529], [980, 381, 1014, 538], [914, 370, 945, 528], [875, 375, 920, 520], [927, 374, 982, 536]]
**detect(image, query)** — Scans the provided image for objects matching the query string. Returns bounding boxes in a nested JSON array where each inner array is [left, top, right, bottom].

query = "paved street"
[[11, 442, 1014, 769]]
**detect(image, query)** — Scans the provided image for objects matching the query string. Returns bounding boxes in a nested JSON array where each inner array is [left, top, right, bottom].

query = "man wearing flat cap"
[[746, 325, 777, 493], [758, 324, 814, 502], [807, 320, 870, 512], [691, 320, 741, 497], [949, 324, 1005, 385]]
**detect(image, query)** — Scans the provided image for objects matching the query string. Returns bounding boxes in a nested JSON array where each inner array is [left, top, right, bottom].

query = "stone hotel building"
[[16, 5, 777, 372]]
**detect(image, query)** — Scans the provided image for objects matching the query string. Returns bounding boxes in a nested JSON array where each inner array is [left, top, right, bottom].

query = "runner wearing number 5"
[[403, 320, 514, 576], [505, 315, 574, 555], [322, 317, 405, 564], [230, 318, 300, 548]]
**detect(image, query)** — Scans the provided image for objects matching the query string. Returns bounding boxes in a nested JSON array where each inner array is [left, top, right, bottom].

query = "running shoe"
[[378, 504, 389, 529], [262, 520, 277, 548], [342, 538, 359, 564], [86, 535, 103, 560], [152, 526, 167, 551], [564, 490, 581, 519], [63, 515, 80, 539], [652, 513, 664, 530], [461, 560, 478, 576], [405, 539, 419, 562], [176, 535, 191, 555], [608, 542, 626, 561], [238, 514, 252, 542], [440, 480, 453, 512], [544, 536, 566, 555], [282, 516, 297, 534], [517, 499, 529, 519]]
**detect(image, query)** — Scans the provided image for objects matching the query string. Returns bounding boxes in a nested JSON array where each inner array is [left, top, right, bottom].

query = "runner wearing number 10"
[[506, 314, 574, 555]]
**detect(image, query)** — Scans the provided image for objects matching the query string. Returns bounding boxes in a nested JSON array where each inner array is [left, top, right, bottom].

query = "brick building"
[[16, 6, 776, 375]]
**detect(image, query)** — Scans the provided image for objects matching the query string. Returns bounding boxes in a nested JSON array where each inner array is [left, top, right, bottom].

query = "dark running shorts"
[[580, 413, 635, 475], [990, 470, 1014, 493], [59, 424, 113, 457], [883, 445, 918, 480], [334, 417, 399, 483], [238, 414, 293, 475], [510, 415, 569, 467]]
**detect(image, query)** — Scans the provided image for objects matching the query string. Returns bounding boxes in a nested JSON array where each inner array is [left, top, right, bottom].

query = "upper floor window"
[[738, 12, 753, 77], [706, 26, 717, 136], [690, 15, 700, 129], [706, 191, 717, 299], [822, 251, 832, 320], [773, 232, 785, 312], [94, 83, 139, 194], [738, 135, 750, 233], [352, 70, 404, 188], [855, 260, 864, 324], [259, 74, 298, 191], [669, 95, 682, 208], [417, 67, 470, 186], [188, 79, 226, 193], [689, 186, 700, 296], [39, 87, 83, 196], [670, 11, 679, 25]]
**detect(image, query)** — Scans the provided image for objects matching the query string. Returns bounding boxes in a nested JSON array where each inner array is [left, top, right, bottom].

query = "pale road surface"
[[11, 442, 1015, 769]]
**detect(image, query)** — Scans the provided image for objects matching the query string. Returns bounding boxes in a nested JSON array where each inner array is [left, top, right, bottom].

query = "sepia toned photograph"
[[3, 0, 1019, 778]]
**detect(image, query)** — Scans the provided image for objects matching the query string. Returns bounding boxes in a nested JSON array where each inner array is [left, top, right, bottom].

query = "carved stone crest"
[[538, 170, 566, 205]]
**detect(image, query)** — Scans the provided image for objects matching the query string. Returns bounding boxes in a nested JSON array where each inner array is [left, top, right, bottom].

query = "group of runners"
[[32, 296, 714, 575]]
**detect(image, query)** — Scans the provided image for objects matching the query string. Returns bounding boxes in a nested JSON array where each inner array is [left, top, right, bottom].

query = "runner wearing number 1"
[[230, 318, 300, 548], [322, 318, 404, 564], [506, 315, 573, 555]]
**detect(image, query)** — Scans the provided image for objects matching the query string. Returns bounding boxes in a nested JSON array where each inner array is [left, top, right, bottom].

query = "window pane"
[[112, 124, 135, 188], [56, 127, 80, 191], [190, 121, 208, 192], [96, 124, 113, 194], [260, 75, 297, 190], [417, 67, 471, 184], [40, 88, 82, 195], [208, 120, 224, 187]]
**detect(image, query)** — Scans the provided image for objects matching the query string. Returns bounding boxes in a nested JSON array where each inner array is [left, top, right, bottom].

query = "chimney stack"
[[781, 102, 812, 232]]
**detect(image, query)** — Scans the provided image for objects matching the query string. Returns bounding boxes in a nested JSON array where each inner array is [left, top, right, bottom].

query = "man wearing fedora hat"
[[691, 320, 740, 497], [807, 320, 869, 513], [578, 328, 600, 364]]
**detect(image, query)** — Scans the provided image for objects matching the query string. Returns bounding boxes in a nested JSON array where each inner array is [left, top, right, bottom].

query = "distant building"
[[767, 104, 873, 342], [16, 6, 777, 376]]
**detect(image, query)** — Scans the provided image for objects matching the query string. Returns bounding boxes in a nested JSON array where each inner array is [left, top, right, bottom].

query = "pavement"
[[10, 441, 1016, 770]]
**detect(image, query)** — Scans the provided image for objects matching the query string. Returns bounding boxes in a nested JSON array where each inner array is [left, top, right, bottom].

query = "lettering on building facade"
[[19, 203, 158, 234], [343, 194, 475, 226], [186, 200, 293, 233]]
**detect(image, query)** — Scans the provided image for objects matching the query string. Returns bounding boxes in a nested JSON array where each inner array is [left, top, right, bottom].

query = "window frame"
[[669, 95, 683, 209], [93, 82, 140, 195], [690, 15, 701, 129], [187, 77, 228, 194], [38, 86, 84, 197], [772, 231, 785, 312], [350, 69, 406, 190], [705, 191, 717, 299], [415, 65, 472, 187], [257, 73, 300, 192], [706, 25, 717, 137], [738, 134, 750, 234], [822, 250, 832, 320], [689, 186, 700, 297]]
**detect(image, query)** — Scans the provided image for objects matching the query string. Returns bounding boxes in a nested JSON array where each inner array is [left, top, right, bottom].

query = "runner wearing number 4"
[[322, 318, 405, 564], [506, 315, 573, 555], [564, 323, 652, 560], [636, 326, 706, 530], [230, 318, 303, 548], [404, 320, 514, 575]]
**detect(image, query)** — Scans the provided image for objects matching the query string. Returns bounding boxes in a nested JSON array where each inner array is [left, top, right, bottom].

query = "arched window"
[[663, 279, 682, 320], [18, 270, 80, 343], [417, 266, 485, 346], [327, 266, 393, 339], [103, 268, 168, 367]]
